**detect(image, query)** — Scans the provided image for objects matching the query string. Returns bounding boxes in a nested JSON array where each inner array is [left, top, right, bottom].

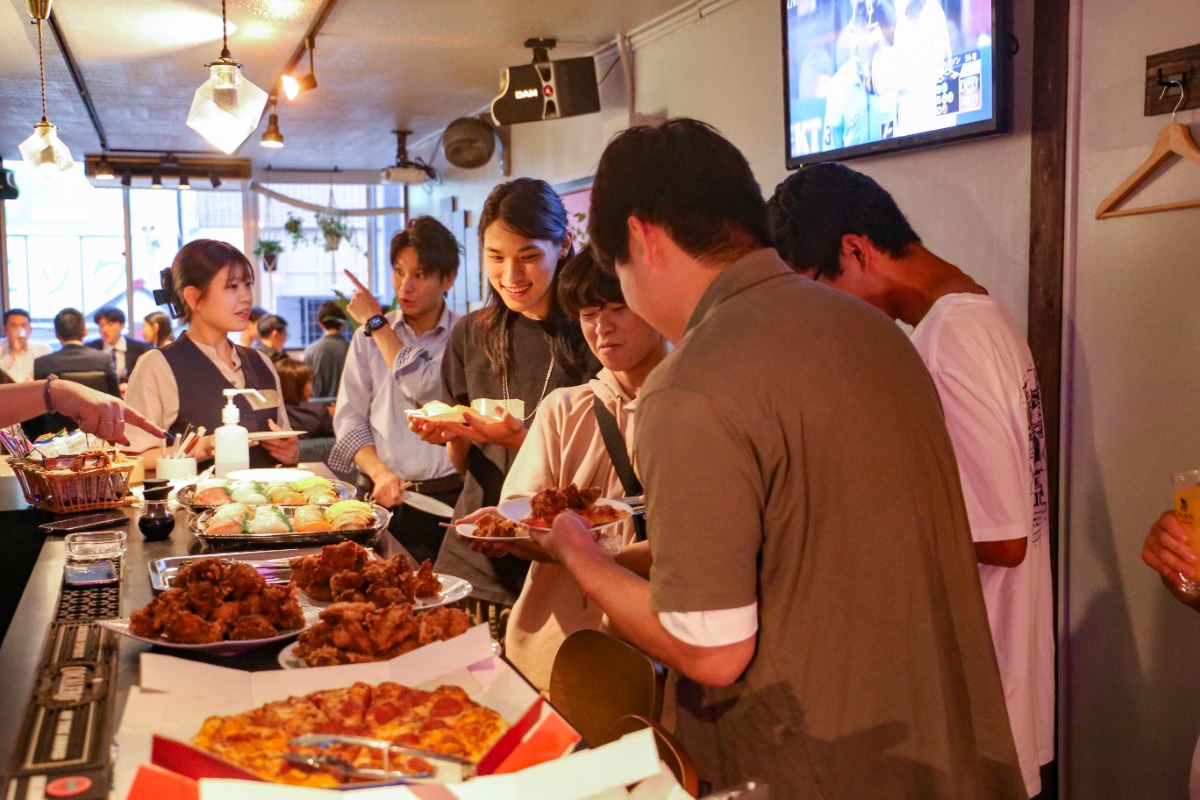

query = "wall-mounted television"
[[782, 0, 1007, 167]]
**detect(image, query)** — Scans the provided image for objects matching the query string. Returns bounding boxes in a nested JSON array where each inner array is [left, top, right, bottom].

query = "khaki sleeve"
[[639, 385, 763, 613]]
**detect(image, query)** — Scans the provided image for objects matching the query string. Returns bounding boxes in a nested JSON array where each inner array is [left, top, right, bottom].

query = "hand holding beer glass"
[[1169, 470, 1200, 596]]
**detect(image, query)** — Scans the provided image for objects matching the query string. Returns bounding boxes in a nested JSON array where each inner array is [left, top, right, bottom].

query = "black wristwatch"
[[362, 315, 387, 337]]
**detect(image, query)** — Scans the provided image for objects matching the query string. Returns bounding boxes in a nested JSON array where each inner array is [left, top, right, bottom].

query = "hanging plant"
[[315, 212, 353, 252], [283, 214, 307, 250], [253, 239, 284, 272]]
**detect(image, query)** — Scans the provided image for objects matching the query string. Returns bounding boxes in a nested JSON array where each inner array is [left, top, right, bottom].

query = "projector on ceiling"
[[381, 165, 429, 184]]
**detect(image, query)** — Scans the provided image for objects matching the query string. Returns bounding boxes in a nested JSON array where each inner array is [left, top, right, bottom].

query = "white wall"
[[414, 0, 1034, 329], [1065, 2, 1200, 797]]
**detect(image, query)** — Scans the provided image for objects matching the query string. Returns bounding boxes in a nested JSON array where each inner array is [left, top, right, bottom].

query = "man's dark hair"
[[54, 308, 85, 341], [93, 306, 125, 325], [4, 308, 30, 325], [557, 244, 625, 319], [316, 300, 345, 331], [257, 314, 287, 338], [589, 118, 771, 272], [389, 216, 461, 281], [768, 162, 921, 280], [248, 306, 267, 324]]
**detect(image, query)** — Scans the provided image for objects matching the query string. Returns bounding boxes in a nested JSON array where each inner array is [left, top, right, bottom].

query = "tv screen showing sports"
[[782, 0, 1006, 167]]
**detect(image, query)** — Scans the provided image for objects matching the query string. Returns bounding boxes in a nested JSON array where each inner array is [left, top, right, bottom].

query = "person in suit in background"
[[254, 314, 289, 362], [87, 307, 149, 391], [142, 311, 174, 348], [0, 308, 51, 383], [35, 308, 120, 397], [304, 300, 349, 398]]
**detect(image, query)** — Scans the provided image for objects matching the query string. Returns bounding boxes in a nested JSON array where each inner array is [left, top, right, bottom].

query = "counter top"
[[0, 478, 405, 797]]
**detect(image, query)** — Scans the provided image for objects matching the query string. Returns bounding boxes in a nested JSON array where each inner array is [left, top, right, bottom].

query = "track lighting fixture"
[[150, 169, 163, 188], [178, 171, 191, 190], [94, 154, 115, 180], [210, 171, 222, 189], [120, 169, 132, 188], [282, 37, 318, 100], [261, 95, 284, 148]]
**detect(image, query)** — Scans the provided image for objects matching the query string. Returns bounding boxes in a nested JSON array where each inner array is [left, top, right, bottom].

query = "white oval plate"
[[245, 430, 307, 442], [455, 521, 530, 542], [277, 626, 496, 670], [496, 496, 633, 531], [400, 491, 456, 518], [97, 616, 310, 657], [225, 467, 313, 481]]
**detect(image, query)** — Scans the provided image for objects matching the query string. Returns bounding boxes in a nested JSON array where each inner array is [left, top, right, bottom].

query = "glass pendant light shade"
[[186, 60, 268, 154], [19, 120, 74, 176]]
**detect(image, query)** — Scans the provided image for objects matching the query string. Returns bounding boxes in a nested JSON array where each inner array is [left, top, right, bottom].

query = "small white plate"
[[496, 496, 633, 531], [456, 521, 530, 542], [225, 467, 313, 482], [277, 624, 492, 670], [401, 491, 456, 518], [246, 430, 307, 442]]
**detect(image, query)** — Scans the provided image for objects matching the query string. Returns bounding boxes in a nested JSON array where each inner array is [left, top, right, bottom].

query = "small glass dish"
[[65, 530, 127, 562]]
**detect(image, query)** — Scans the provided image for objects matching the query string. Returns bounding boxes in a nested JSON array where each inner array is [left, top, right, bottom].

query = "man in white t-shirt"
[[770, 162, 1054, 799], [0, 308, 50, 383]]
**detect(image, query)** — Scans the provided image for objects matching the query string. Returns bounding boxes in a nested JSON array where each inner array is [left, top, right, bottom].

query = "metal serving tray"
[[175, 478, 357, 513]]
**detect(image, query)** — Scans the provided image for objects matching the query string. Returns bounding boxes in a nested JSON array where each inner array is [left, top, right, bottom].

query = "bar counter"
[[0, 475, 390, 798]]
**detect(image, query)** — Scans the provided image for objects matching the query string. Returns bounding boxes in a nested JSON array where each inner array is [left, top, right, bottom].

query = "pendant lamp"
[[19, 0, 74, 177], [186, 0, 267, 154]]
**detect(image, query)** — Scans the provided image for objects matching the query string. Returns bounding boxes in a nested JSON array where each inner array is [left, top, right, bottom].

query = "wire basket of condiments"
[[1, 426, 136, 514]]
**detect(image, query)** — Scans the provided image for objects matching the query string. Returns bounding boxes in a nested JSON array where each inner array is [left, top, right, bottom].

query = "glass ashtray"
[[65, 530, 127, 561]]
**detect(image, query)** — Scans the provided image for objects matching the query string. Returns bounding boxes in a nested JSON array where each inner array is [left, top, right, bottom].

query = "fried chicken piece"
[[229, 614, 276, 640], [129, 603, 162, 637], [366, 586, 409, 606], [260, 584, 304, 630], [330, 570, 367, 601], [184, 580, 222, 617], [475, 513, 521, 538], [412, 559, 441, 597], [320, 540, 368, 573], [564, 484, 600, 511], [174, 558, 226, 589], [222, 561, 266, 599], [322, 601, 374, 654], [210, 600, 243, 625], [299, 644, 345, 666], [527, 487, 568, 522], [368, 602, 419, 652], [161, 610, 224, 644], [417, 607, 471, 645]]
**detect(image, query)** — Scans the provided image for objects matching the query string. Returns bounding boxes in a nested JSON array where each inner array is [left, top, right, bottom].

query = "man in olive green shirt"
[[534, 119, 1025, 799]]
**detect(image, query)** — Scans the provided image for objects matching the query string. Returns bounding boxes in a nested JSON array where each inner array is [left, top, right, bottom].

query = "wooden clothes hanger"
[[1096, 81, 1200, 219]]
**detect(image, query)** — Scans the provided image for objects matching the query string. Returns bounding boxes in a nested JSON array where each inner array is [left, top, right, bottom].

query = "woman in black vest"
[[124, 240, 299, 470]]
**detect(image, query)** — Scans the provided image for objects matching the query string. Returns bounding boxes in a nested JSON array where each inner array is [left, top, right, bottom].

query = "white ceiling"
[[0, 0, 683, 171]]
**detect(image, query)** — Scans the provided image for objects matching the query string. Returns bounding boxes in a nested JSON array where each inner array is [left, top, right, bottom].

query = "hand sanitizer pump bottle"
[[214, 388, 264, 477]]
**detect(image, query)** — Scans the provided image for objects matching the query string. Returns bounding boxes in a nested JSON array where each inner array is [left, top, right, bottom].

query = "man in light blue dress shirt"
[[330, 217, 463, 562]]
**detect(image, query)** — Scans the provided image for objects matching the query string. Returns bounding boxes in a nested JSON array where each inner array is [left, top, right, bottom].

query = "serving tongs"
[[618, 495, 646, 516], [285, 733, 474, 783]]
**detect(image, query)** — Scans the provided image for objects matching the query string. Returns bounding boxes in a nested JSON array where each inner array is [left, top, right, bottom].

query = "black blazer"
[[33, 344, 121, 397], [86, 336, 149, 380]]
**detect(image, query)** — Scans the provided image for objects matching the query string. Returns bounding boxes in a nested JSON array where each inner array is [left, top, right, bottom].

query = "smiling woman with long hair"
[[410, 178, 600, 640], [123, 239, 298, 470]]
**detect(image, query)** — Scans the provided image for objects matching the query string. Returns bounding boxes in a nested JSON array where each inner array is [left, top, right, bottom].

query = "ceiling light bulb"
[[94, 156, 115, 180], [187, 59, 268, 154], [178, 172, 191, 190], [281, 72, 317, 101], [261, 113, 284, 148], [19, 120, 74, 177]]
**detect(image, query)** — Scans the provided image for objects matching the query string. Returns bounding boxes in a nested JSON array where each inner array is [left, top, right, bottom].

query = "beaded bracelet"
[[43, 374, 59, 414]]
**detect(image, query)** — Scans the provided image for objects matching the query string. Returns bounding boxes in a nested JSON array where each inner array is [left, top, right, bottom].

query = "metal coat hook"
[[1156, 70, 1188, 120], [1160, 80, 1187, 121]]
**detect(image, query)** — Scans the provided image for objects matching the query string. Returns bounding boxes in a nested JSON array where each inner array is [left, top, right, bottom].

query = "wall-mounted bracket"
[[1145, 45, 1200, 116]]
